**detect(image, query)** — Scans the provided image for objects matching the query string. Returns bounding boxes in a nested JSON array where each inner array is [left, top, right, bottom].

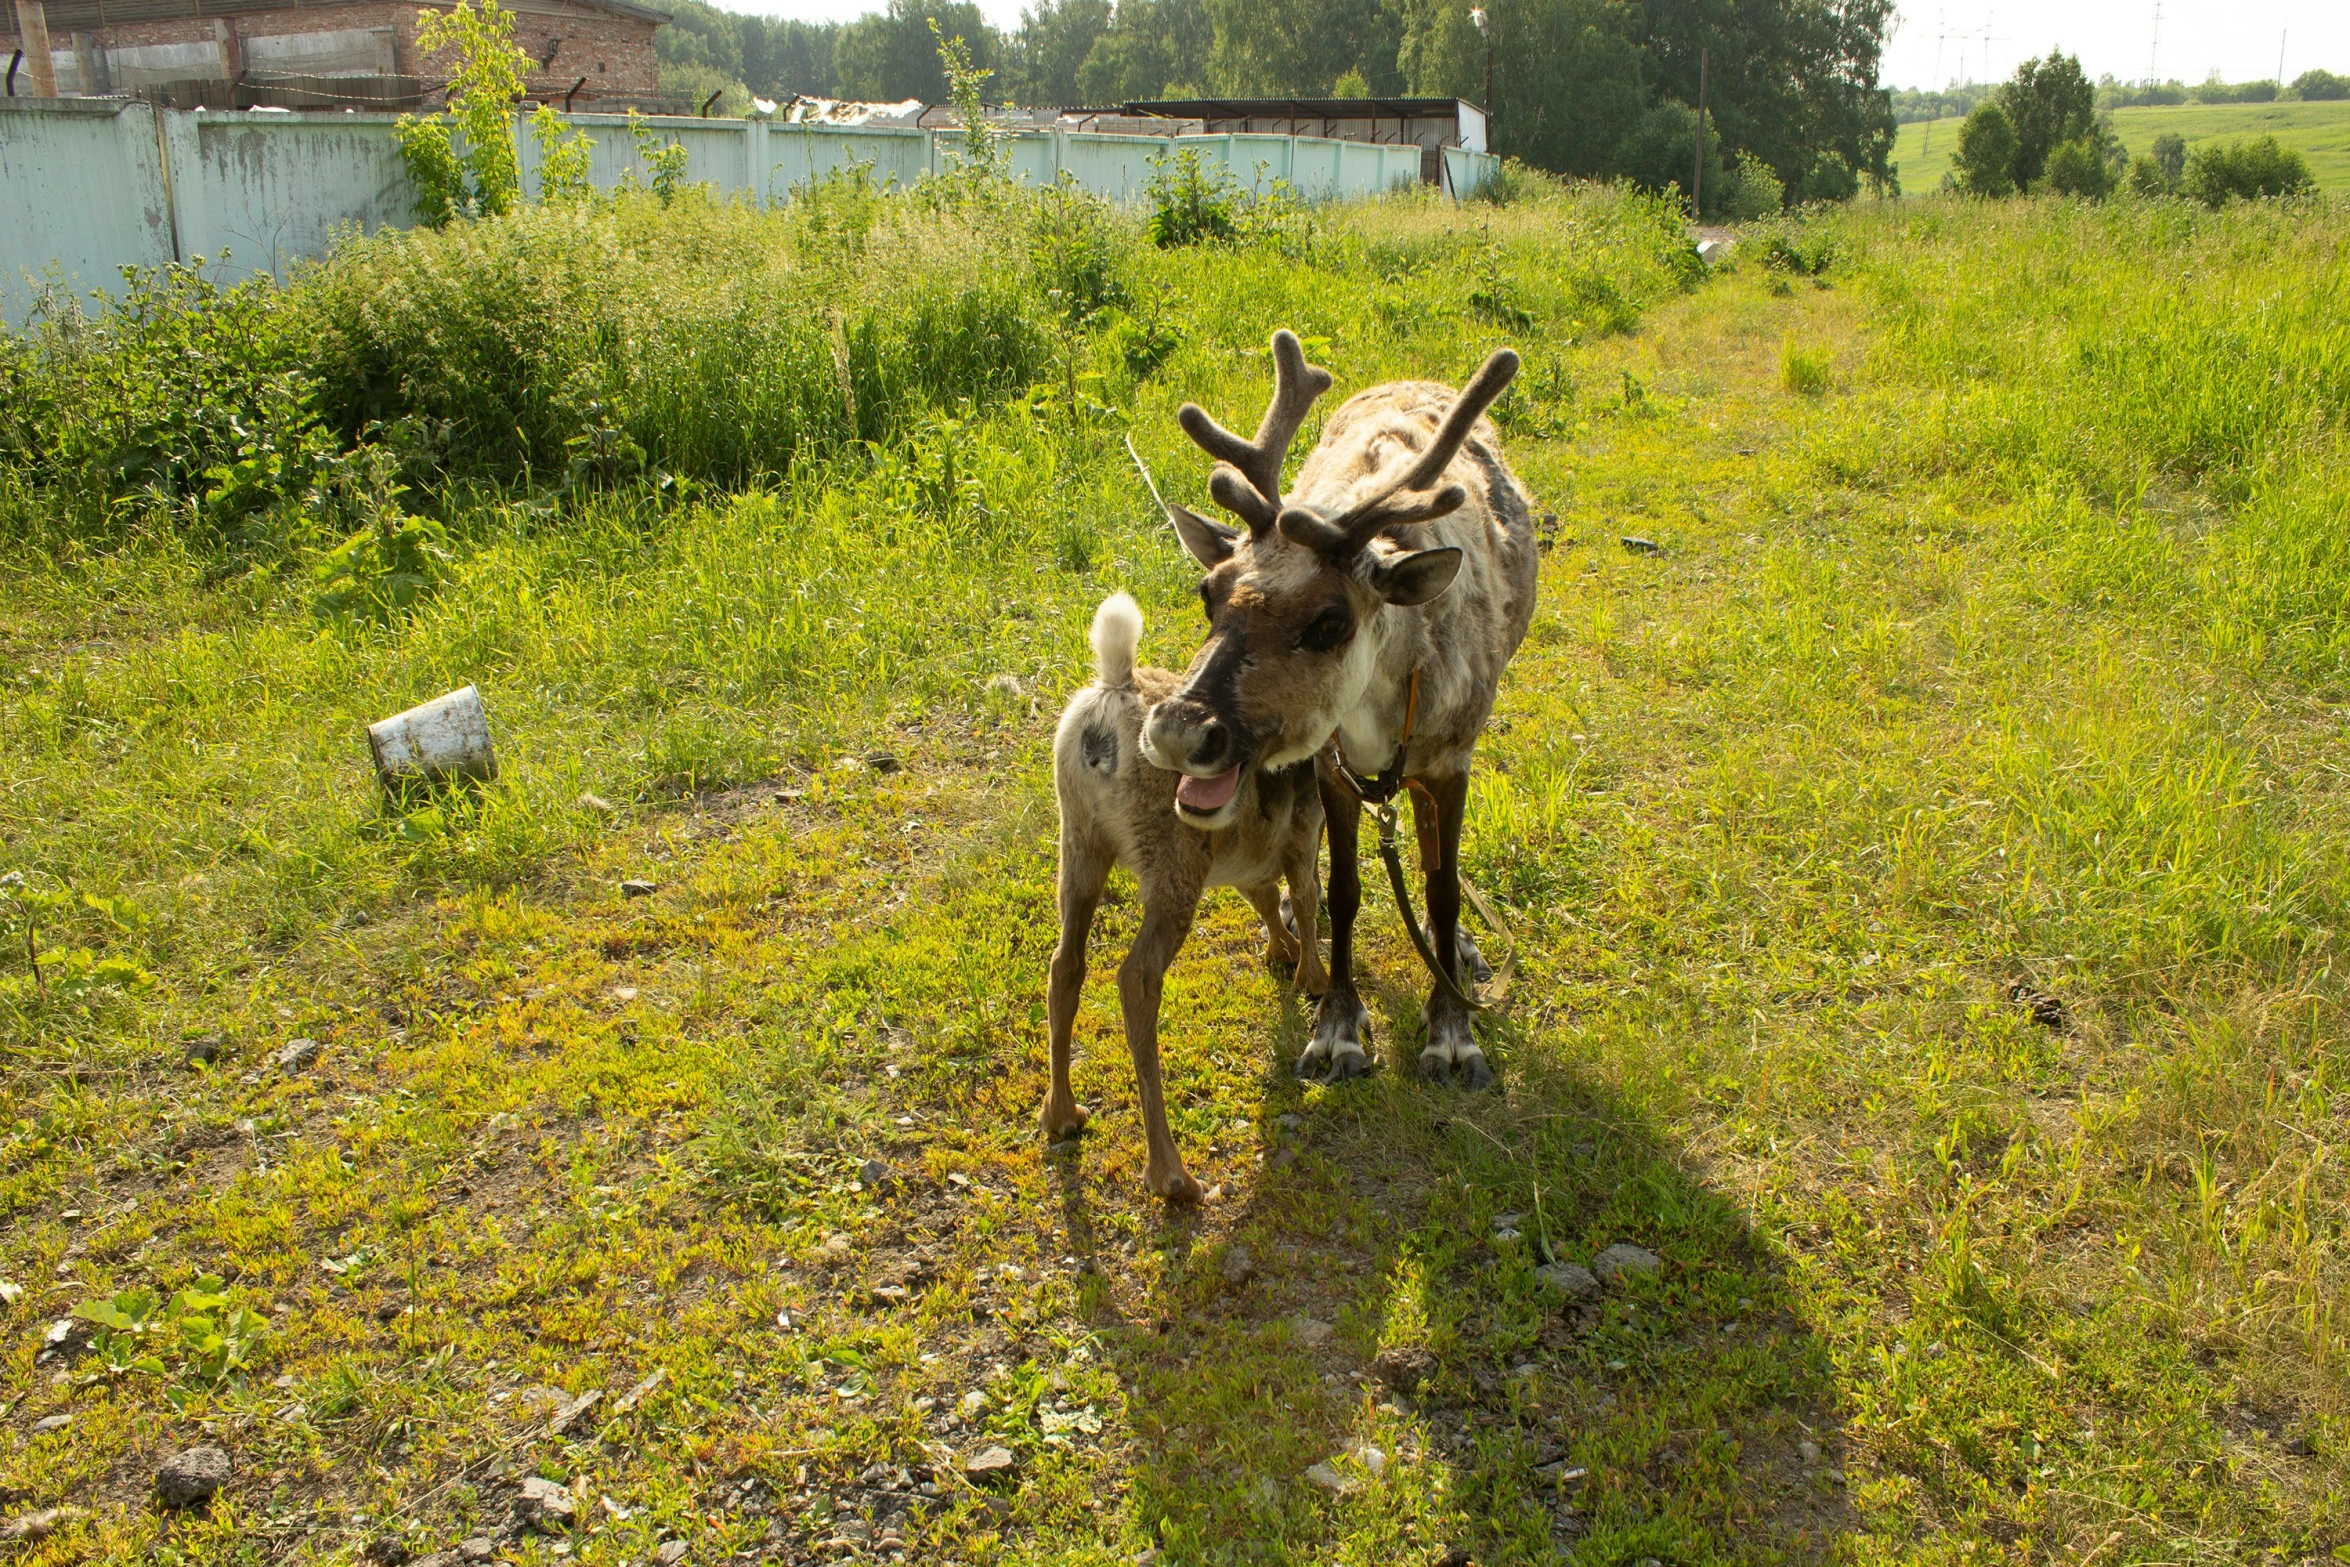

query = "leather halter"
[[1326, 669, 1510, 1012]]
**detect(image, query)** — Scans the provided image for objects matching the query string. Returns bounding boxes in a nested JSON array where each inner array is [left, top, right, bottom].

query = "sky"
[[719, 0, 2350, 93]]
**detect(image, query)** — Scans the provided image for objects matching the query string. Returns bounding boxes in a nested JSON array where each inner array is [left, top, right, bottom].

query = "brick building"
[[3, 0, 666, 103]]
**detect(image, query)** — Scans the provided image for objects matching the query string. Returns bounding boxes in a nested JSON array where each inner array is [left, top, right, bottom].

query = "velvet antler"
[[1177, 329, 1333, 537], [1278, 347, 1519, 556]]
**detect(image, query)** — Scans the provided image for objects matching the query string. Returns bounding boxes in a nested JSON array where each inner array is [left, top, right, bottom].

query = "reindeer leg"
[[1414, 770, 1493, 1091], [1041, 837, 1110, 1142], [1243, 883, 1300, 971], [1299, 774, 1372, 1081], [1285, 844, 1327, 997], [1120, 867, 1207, 1202]]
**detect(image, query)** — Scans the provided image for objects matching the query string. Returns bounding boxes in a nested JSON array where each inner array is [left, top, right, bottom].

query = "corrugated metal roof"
[[1125, 97, 1477, 120], [14, 0, 669, 34]]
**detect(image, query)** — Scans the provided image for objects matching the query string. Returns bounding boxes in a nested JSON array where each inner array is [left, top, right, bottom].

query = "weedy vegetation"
[[1, 154, 2347, 1567]]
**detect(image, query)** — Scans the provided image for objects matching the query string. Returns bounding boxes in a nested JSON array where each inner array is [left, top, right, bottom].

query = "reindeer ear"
[[1368, 546, 1462, 607], [1169, 503, 1241, 567]]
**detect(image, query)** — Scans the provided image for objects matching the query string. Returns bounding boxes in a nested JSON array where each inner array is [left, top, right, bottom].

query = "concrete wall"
[[1, 99, 1500, 314], [0, 98, 176, 306]]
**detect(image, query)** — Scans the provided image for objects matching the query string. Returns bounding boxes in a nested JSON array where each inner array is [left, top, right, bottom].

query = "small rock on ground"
[[1220, 1245, 1255, 1284], [457, 1539, 496, 1562], [1289, 1315, 1333, 1346], [858, 1157, 895, 1196], [156, 1445, 232, 1507], [1533, 1261, 1601, 1301], [514, 1475, 576, 1531], [32, 1414, 72, 1435], [964, 1445, 1017, 1481], [272, 1039, 320, 1072], [620, 878, 658, 897], [655, 1541, 690, 1564], [1591, 1243, 1662, 1284], [1302, 1462, 1351, 1495]]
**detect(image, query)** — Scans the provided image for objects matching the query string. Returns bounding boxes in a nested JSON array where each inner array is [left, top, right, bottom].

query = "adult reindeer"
[[1145, 329, 1536, 1094], [1041, 329, 1535, 1200]]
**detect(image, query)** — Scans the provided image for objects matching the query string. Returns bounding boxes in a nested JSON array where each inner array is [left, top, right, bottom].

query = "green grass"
[[3, 186, 2350, 1565], [1894, 98, 2350, 194]]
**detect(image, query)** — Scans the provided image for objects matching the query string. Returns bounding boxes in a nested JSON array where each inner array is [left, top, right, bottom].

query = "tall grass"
[[1788, 197, 2350, 687], [0, 176, 1698, 983]]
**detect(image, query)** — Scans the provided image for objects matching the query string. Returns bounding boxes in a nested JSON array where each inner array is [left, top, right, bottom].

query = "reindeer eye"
[[1200, 583, 1216, 625], [1298, 604, 1353, 653]]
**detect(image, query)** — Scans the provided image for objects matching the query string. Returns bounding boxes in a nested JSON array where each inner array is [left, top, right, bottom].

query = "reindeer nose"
[[1189, 719, 1230, 770]]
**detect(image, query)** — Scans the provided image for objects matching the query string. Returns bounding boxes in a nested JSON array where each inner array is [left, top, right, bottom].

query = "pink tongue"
[[1176, 766, 1242, 812]]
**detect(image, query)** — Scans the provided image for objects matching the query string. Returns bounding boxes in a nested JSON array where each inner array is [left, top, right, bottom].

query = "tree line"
[[1894, 67, 2348, 125], [654, 0, 1900, 215], [1949, 52, 2318, 204]]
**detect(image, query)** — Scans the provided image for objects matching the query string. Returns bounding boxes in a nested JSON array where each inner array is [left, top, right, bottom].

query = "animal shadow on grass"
[[1047, 977, 1855, 1566]]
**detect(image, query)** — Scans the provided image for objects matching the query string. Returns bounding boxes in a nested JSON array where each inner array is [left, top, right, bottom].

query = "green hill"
[[1893, 98, 2350, 194]]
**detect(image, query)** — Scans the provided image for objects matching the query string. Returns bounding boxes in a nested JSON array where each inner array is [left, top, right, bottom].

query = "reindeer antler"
[[1278, 347, 1519, 556], [1177, 329, 1333, 538]]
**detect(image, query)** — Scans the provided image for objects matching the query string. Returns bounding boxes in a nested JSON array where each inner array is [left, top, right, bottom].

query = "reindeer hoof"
[[1039, 1100, 1090, 1142], [1417, 1050, 1453, 1086], [1297, 1044, 1373, 1083], [1458, 1052, 1497, 1092], [1151, 1169, 1204, 1204]]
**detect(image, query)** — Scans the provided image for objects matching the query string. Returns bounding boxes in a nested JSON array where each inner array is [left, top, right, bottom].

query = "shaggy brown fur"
[[1041, 593, 1327, 1201], [1147, 332, 1536, 1092]]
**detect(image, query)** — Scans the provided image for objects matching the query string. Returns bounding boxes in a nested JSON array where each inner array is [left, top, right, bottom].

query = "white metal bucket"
[[368, 685, 498, 786]]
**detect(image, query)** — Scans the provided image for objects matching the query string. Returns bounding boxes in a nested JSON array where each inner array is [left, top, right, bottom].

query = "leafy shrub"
[[310, 447, 453, 624], [1995, 52, 2097, 189], [2151, 132, 2187, 186], [930, 18, 1008, 185], [622, 110, 697, 204], [297, 194, 1053, 485], [2180, 137, 2316, 207], [2044, 136, 2115, 198], [2191, 75, 2277, 105], [0, 875, 151, 1004], [1471, 157, 1569, 206], [1144, 147, 1245, 245], [1726, 150, 1785, 220], [2291, 68, 2349, 102], [73, 1277, 267, 1401], [395, 0, 532, 226], [1758, 229, 1838, 276], [2125, 154, 2172, 198], [1030, 176, 1130, 324], [0, 260, 329, 532], [1954, 102, 2018, 197], [530, 106, 597, 204]]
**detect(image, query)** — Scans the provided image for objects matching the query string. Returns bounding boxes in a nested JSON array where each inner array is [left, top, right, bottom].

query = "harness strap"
[[1331, 669, 1516, 1012]]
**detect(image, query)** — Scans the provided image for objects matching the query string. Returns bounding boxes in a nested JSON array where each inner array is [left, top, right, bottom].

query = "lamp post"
[[1470, 6, 1492, 129]]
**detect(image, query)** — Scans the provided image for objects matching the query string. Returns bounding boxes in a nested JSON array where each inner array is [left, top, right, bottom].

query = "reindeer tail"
[[1090, 592, 1142, 689]]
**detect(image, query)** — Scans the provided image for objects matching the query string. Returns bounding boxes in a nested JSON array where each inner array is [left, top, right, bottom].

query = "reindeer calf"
[[1041, 592, 1327, 1201]]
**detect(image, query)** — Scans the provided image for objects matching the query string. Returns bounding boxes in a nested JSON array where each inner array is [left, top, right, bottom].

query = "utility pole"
[[2276, 30, 2287, 91], [11, 0, 56, 97], [2148, 0, 2161, 84], [1470, 7, 1492, 125], [1691, 46, 1709, 221], [1923, 14, 1947, 157]]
